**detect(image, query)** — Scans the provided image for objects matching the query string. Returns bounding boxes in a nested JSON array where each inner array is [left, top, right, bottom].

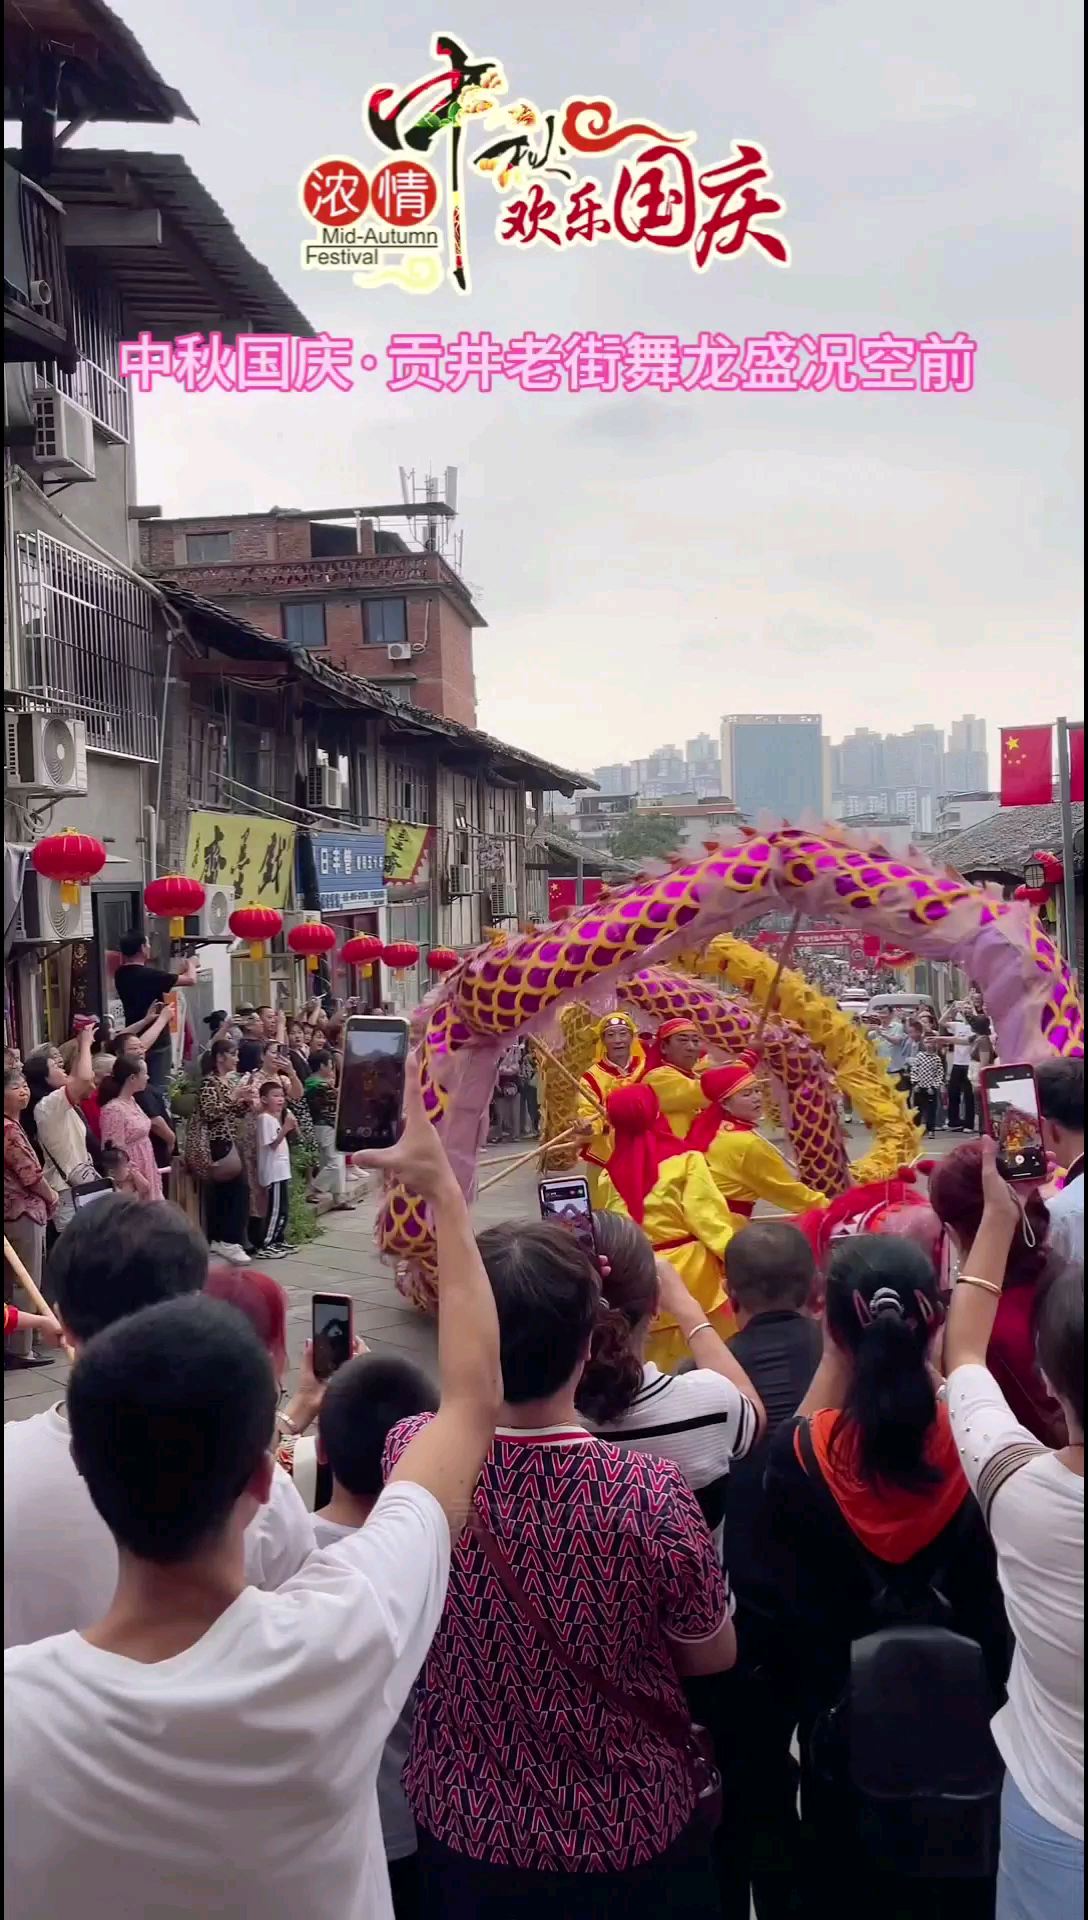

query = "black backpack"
[[797, 1419, 1004, 1881]]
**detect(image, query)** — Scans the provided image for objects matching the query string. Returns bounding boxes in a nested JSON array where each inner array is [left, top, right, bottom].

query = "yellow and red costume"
[[688, 1057, 830, 1220], [596, 1083, 744, 1370], [576, 1013, 646, 1203], [639, 1018, 711, 1141]]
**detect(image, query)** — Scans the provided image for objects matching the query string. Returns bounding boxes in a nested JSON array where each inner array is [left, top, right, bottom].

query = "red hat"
[[603, 1084, 683, 1223], [701, 1050, 760, 1108], [641, 1018, 700, 1077], [797, 1170, 927, 1263]]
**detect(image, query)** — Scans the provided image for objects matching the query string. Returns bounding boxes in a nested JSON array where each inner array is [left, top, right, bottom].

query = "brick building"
[[139, 504, 483, 726]]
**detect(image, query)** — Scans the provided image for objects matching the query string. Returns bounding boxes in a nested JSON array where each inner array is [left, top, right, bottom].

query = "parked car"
[[864, 990, 938, 1023]]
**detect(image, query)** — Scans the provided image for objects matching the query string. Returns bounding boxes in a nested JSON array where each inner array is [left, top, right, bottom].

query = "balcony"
[[13, 530, 160, 762], [3, 167, 76, 369], [160, 549, 476, 609]]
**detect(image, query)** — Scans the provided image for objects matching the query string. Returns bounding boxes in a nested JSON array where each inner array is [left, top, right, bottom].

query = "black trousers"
[[387, 1854, 420, 1920], [911, 1087, 940, 1133], [947, 1064, 975, 1129], [416, 1819, 720, 1919], [206, 1140, 250, 1246], [688, 1631, 805, 1920]]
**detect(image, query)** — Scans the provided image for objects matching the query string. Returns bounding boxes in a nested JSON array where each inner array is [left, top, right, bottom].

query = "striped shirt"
[[593, 1364, 759, 1553]]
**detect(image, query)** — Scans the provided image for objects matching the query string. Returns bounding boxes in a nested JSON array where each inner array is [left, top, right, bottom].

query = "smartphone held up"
[[538, 1175, 600, 1272], [335, 1015, 410, 1155], [980, 1064, 1048, 1182], [311, 1292, 354, 1382]]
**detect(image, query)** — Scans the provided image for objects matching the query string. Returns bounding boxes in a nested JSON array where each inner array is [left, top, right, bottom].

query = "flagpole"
[[1055, 717, 1080, 984]]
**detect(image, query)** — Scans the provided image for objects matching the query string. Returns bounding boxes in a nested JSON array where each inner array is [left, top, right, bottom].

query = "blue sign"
[[309, 831, 387, 910]]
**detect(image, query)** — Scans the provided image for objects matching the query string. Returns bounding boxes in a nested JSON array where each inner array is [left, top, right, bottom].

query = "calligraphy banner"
[[185, 812, 296, 910], [384, 822, 430, 885]]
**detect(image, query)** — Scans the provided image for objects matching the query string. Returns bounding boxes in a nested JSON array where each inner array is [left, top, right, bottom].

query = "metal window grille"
[[15, 530, 159, 761], [41, 272, 130, 443]]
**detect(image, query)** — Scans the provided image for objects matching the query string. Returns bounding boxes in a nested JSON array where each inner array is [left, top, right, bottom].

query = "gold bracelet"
[[957, 1275, 1004, 1298], [687, 1321, 715, 1340]]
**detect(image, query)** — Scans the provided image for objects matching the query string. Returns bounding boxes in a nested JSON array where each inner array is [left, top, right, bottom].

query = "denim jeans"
[[997, 1773, 1083, 1920]]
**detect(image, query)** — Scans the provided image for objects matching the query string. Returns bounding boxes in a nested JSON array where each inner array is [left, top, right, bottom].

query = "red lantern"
[[144, 873, 207, 940], [341, 933, 384, 981], [31, 830, 107, 908], [426, 947, 458, 974], [381, 940, 420, 982], [287, 918, 337, 973], [229, 904, 283, 961], [862, 933, 882, 959]]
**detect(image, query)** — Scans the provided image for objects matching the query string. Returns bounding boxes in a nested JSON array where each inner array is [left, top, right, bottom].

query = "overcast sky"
[[75, 1, 1082, 774]]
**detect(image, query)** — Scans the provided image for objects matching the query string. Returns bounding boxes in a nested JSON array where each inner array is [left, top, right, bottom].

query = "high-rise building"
[[944, 715, 989, 792], [720, 714, 824, 819], [594, 762, 635, 796], [834, 728, 885, 790], [685, 732, 722, 797]]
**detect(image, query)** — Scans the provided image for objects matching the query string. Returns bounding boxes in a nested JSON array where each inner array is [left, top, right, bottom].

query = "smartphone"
[[538, 1175, 600, 1270], [335, 1014, 410, 1153], [311, 1291, 354, 1382], [980, 1064, 1048, 1182]]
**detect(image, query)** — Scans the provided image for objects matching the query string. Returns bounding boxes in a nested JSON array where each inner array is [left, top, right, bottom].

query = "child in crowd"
[[256, 1080, 296, 1258], [313, 1353, 439, 1920], [909, 1029, 946, 1135], [99, 1143, 152, 1200]]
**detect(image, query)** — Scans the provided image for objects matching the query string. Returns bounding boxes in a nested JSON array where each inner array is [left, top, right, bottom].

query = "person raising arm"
[[352, 1053, 502, 1535]]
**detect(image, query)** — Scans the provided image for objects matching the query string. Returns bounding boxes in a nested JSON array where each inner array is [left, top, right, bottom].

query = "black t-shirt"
[[113, 963, 176, 1053], [135, 1086, 174, 1169], [723, 1310, 822, 1619]]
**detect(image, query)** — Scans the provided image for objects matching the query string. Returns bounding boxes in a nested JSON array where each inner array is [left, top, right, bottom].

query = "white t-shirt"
[[946, 1020, 974, 1068], [258, 1110, 291, 1186], [592, 1362, 758, 1556], [1046, 1169, 1083, 1270], [947, 1362, 1083, 1839], [4, 1482, 448, 1920], [313, 1515, 418, 1863], [34, 1086, 89, 1220], [4, 1404, 315, 1649]]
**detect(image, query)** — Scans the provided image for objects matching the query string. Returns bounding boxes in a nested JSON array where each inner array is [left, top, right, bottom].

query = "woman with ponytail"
[[765, 1234, 1010, 1916], [577, 1212, 764, 1555]]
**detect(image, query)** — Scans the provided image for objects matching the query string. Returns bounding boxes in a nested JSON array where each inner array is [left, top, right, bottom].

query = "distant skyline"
[[591, 711, 991, 784], [83, 0, 1081, 773]]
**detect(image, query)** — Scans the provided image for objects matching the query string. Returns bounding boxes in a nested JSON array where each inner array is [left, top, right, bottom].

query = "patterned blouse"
[[384, 1417, 730, 1873], [196, 1071, 249, 1146], [4, 1118, 51, 1227]]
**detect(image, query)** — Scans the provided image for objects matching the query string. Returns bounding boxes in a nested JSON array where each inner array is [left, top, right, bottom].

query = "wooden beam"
[[65, 206, 163, 248]]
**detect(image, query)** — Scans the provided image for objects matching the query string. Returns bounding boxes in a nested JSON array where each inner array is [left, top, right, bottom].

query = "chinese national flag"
[[1070, 725, 1084, 804], [1000, 726, 1052, 806]]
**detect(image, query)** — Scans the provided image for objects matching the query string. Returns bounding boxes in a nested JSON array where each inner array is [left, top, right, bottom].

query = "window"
[[283, 600, 327, 649], [363, 598, 408, 648], [15, 529, 158, 761], [46, 267, 130, 442], [385, 681, 415, 705], [186, 532, 231, 563]]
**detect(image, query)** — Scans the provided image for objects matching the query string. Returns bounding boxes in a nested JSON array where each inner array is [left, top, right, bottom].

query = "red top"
[[385, 1418, 729, 1872]]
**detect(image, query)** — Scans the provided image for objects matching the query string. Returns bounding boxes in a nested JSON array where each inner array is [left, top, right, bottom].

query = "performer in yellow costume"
[[688, 1053, 832, 1220], [640, 1017, 711, 1141], [574, 1013, 646, 1203], [596, 1083, 744, 1369]]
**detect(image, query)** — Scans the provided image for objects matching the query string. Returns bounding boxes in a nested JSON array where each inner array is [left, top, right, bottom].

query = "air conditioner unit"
[[31, 387, 96, 481], [13, 870, 94, 942], [306, 763, 344, 810], [496, 884, 518, 919], [449, 864, 473, 896], [5, 711, 89, 796], [184, 885, 235, 941], [386, 643, 413, 662]]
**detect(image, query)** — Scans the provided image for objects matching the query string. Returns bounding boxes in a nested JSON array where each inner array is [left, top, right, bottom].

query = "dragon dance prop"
[[379, 825, 1082, 1309]]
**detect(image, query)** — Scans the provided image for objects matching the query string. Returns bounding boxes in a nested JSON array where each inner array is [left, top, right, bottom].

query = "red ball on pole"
[[144, 873, 207, 939]]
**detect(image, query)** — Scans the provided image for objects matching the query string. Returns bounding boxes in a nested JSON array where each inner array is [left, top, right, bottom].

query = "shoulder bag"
[[469, 1511, 722, 1834]]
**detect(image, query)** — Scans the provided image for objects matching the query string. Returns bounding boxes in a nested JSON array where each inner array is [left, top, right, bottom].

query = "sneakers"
[[209, 1241, 251, 1266], [263, 1245, 289, 1260]]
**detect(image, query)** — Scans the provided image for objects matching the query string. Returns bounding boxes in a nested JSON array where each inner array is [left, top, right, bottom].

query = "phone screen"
[[335, 1017, 409, 1153], [538, 1177, 599, 1269], [982, 1065, 1047, 1182], [312, 1294, 353, 1381]]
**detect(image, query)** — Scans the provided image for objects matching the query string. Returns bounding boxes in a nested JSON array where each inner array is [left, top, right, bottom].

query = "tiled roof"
[[933, 802, 1084, 878]]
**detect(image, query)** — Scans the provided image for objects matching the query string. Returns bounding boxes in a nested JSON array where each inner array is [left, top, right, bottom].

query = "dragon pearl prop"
[[380, 826, 1082, 1309]]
